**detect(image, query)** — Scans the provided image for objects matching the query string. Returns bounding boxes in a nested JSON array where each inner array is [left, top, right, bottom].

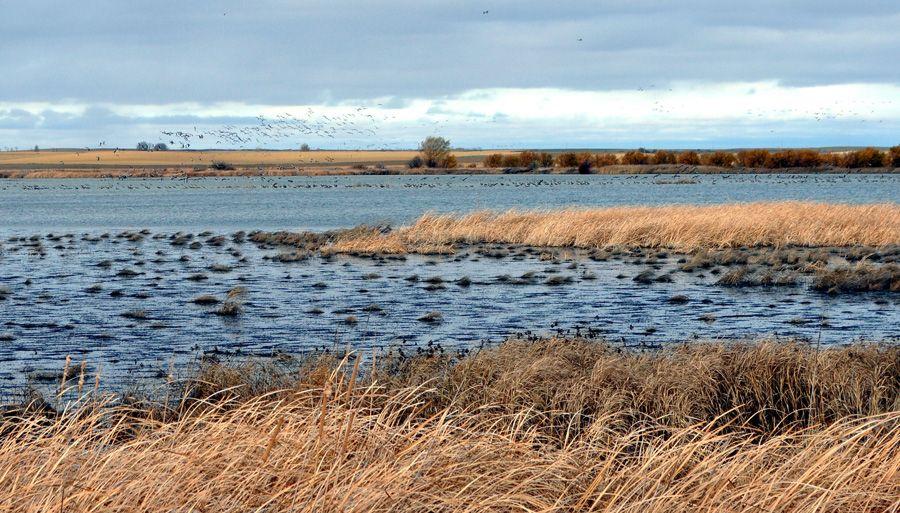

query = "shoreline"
[[1, 163, 898, 179]]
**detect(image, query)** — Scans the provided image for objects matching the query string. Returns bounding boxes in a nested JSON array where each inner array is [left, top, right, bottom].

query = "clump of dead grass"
[[0, 338, 897, 512], [813, 263, 899, 293], [326, 202, 900, 254]]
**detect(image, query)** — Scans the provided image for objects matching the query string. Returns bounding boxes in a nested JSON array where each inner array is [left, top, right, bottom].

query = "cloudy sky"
[[1, 0, 899, 149]]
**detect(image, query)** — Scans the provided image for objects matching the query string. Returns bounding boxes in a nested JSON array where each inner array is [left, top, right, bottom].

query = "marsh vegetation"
[[1, 337, 897, 512]]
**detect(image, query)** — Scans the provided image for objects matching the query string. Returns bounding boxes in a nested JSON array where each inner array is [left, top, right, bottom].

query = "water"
[[0, 174, 897, 395], [2, 173, 897, 233], [1, 236, 896, 394]]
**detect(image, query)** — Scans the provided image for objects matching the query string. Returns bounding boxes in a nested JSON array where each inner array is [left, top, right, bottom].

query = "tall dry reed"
[[327, 202, 900, 254], [1, 338, 897, 512]]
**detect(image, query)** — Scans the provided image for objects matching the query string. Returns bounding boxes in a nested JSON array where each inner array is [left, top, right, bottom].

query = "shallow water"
[[1, 174, 898, 395], [1, 233, 897, 395], [2, 173, 898, 233]]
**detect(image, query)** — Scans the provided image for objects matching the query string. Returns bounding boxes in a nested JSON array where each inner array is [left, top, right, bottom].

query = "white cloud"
[[2, 82, 899, 149]]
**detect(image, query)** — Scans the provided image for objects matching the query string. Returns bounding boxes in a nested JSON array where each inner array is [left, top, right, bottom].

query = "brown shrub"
[[677, 151, 701, 165], [621, 151, 649, 165], [483, 153, 504, 168], [518, 151, 541, 168], [592, 153, 619, 167], [841, 147, 887, 168], [555, 152, 579, 167], [736, 149, 770, 168], [500, 154, 521, 167], [701, 151, 736, 168], [794, 149, 823, 167], [652, 150, 676, 165], [538, 152, 555, 167], [822, 152, 844, 167], [888, 146, 900, 167], [519, 151, 553, 167], [764, 149, 823, 168]]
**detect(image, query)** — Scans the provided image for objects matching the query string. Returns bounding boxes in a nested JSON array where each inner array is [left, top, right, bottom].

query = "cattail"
[[318, 382, 332, 441], [76, 360, 87, 396], [340, 409, 357, 455], [93, 363, 102, 397], [166, 358, 175, 384], [59, 355, 72, 399], [346, 353, 361, 402], [261, 417, 285, 464]]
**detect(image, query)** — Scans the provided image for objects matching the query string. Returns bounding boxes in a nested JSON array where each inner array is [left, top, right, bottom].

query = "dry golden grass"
[[1, 339, 898, 512], [0, 149, 507, 167], [327, 202, 900, 254], [0, 149, 522, 178]]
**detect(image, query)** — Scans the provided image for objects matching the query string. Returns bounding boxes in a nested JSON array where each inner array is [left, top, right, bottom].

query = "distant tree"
[[136, 141, 151, 151], [33, 145, 39, 152], [153, 142, 169, 151], [300, 143, 310, 152], [419, 136, 452, 168]]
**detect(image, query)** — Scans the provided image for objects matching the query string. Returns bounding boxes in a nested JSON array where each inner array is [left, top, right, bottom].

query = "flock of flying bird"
[[158, 108, 390, 150], [1, 9, 896, 153], [145, 97, 895, 152]]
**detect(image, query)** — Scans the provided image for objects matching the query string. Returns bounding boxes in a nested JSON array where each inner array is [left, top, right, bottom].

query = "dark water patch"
[[0, 234, 898, 394]]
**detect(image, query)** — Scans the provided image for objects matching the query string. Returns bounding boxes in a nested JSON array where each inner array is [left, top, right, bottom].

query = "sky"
[[1, 0, 899, 150]]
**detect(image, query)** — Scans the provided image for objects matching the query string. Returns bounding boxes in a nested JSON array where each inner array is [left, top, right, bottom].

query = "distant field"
[[0, 149, 508, 168], [0, 147, 895, 178]]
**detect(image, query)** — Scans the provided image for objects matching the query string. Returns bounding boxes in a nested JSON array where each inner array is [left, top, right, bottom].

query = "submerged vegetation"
[[812, 263, 900, 293], [1, 338, 897, 512], [235, 202, 900, 295]]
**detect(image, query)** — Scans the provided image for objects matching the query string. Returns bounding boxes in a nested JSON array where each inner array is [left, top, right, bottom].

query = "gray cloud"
[[1, 0, 898, 105]]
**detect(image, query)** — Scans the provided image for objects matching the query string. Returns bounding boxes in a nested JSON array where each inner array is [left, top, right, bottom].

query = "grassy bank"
[[2, 339, 898, 511], [322, 202, 900, 253]]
